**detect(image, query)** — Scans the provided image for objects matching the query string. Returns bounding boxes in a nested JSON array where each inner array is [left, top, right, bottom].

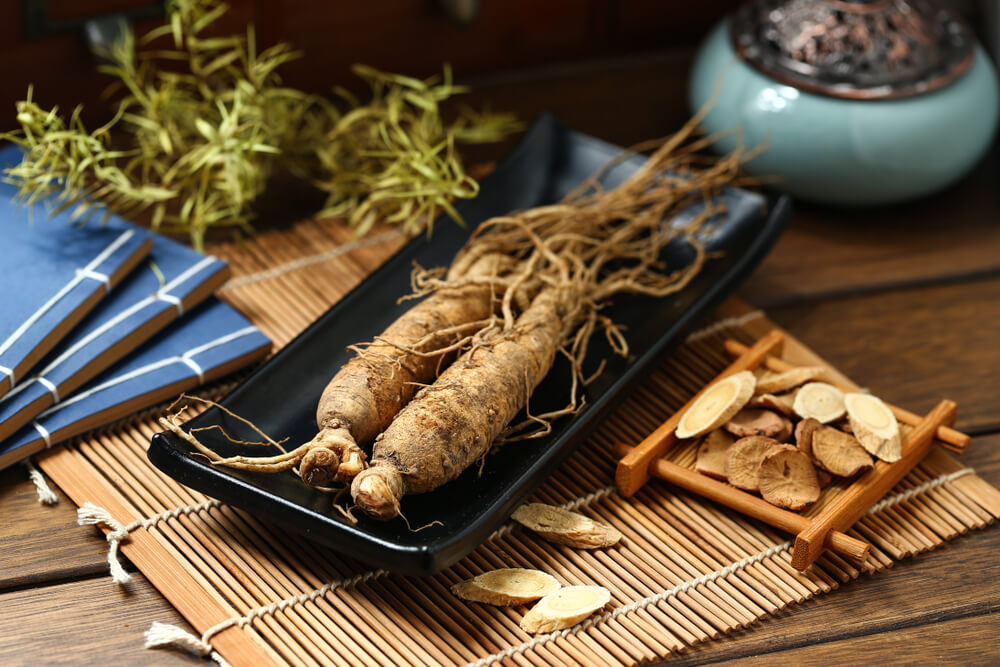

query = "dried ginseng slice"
[[676, 370, 755, 439], [755, 366, 825, 395], [793, 382, 846, 423], [725, 435, 781, 491], [696, 430, 734, 480], [451, 568, 561, 606], [758, 444, 821, 511], [520, 586, 611, 634], [794, 418, 823, 457], [845, 393, 902, 462], [512, 503, 622, 548], [724, 408, 793, 441], [811, 426, 873, 477], [749, 392, 797, 416]]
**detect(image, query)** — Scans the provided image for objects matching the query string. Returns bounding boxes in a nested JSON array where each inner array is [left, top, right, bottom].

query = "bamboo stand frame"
[[615, 329, 969, 571]]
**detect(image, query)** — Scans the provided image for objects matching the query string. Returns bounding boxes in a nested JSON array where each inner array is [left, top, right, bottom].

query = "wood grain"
[[0, 573, 198, 666], [0, 465, 109, 590], [724, 614, 1000, 666], [762, 276, 1000, 434], [740, 148, 1000, 308]]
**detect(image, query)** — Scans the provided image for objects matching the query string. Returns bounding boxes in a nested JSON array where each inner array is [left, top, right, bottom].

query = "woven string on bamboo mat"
[[35, 216, 1000, 667]]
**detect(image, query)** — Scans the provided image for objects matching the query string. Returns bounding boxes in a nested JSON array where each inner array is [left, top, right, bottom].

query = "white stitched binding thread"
[[0, 230, 135, 372], [32, 327, 259, 424], [36, 376, 59, 402], [179, 357, 206, 383], [76, 268, 111, 293], [156, 292, 184, 315], [33, 421, 52, 447], [221, 230, 402, 291], [0, 365, 14, 384], [77, 499, 222, 584], [685, 310, 765, 342], [24, 458, 58, 504]]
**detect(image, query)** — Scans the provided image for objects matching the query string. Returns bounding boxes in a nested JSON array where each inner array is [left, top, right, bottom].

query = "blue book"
[[0, 298, 271, 469], [0, 233, 229, 441], [0, 154, 152, 397]]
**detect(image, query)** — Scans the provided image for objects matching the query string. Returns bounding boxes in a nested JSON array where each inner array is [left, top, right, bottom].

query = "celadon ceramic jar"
[[689, 0, 999, 206]]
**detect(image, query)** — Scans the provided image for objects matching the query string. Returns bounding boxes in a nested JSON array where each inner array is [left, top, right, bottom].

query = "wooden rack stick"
[[790, 399, 957, 570], [613, 443, 870, 564], [616, 329, 785, 497], [723, 340, 970, 454]]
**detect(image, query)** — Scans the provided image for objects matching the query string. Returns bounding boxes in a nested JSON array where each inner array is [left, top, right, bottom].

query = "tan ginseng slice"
[[793, 382, 846, 423], [845, 393, 902, 462], [794, 418, 823, 458], [754, 366, 825, 395], [512, 503, 622, 549], [520, 586, 612, 634], [675, 370, 756, 439], [725, 435, 781, 492], [451, 568, 561, 606], [811, 426, 873, 477], [748, 391, 797, 417], [758, 444, 821, 511], [696, 430, 735, 480], [724, 408, 793, 441]]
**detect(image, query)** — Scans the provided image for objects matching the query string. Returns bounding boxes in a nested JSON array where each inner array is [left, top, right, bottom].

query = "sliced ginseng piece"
[[794, 418, 823, 457], [755, 366, 825, 395], [451, 568, 561, 606], [675, 370, 755, 439], [724, 408, 793, 441], [793, 382, 846, 423], [519, 586, 611, 633], [749, 392, 797, 416], [758, 444, 821, 511], [512, 503, 622, 549], [845, 393, 902, 462], [811, 426, 873, 477], [695, 430, 735, 480], [725, 435, 781, 491]]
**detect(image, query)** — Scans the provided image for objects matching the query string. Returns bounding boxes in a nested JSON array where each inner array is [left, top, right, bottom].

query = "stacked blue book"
[[0, 146, 271, 470]]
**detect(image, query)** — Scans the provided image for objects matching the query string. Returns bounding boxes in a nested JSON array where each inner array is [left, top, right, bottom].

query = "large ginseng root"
[[351, 285, 576, 519], [297, 252, 513, 485]]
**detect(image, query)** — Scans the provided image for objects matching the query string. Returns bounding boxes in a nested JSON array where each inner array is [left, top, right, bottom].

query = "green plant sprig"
[[1, 0, 519, 249]]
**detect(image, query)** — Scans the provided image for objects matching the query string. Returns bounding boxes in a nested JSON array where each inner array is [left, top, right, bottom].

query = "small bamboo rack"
[[616, 329, 970, 571]]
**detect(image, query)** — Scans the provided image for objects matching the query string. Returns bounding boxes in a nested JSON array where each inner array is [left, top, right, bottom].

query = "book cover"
[[0, 298, 271, 469], [0, 150, 152, 397], [0, 233, 229, 441]]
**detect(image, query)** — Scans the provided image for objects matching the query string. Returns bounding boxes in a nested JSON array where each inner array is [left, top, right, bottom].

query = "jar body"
[[689, 21, 1000, 206]]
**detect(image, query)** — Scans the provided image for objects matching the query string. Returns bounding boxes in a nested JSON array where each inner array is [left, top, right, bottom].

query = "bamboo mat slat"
[[35, 217, 1000, 667]]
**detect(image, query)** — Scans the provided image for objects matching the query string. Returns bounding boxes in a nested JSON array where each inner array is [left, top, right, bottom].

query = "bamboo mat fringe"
[[34, 216, 1000, 667], [24, 458, 58, 504]]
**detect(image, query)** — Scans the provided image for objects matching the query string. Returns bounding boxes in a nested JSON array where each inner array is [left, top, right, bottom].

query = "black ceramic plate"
[[149, 114, 791, 575]]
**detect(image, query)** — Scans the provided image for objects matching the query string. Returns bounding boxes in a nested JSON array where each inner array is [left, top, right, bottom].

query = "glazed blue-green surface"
[[690, 21, 1000, 205]]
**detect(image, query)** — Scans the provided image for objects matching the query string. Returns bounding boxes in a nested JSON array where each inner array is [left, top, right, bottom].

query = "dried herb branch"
[[1, 0, 519, 249]]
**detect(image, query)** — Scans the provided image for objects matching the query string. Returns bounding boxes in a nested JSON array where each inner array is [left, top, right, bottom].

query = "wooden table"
[[2, 51, 998, 665]]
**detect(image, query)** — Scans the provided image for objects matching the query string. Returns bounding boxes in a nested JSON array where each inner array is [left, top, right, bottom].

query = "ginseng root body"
[[351, 286, 576, 519], [299, 253, 510, 485]]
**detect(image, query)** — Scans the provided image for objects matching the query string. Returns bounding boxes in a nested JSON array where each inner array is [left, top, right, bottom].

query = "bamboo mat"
[[35, 216, 1000, 667]]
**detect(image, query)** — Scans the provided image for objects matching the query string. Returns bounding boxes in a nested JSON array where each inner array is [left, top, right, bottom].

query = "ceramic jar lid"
[[730, 0, 975, 100]]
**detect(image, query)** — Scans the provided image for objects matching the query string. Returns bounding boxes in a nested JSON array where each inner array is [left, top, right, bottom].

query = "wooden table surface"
[[2, 51, 998, 665]]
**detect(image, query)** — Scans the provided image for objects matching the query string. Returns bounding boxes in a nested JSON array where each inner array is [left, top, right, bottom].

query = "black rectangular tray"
[[149, 114, 791, 575]]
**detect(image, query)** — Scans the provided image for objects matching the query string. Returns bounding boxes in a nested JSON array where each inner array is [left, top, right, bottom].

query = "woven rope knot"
[[24, 459, 58, 505], [77, 502, 135, 584], [144, 622, 232, 667]]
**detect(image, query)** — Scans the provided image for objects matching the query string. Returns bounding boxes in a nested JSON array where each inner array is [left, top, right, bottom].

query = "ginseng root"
[[351, 285, 577, 519], [297, 252, 514, 485]]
